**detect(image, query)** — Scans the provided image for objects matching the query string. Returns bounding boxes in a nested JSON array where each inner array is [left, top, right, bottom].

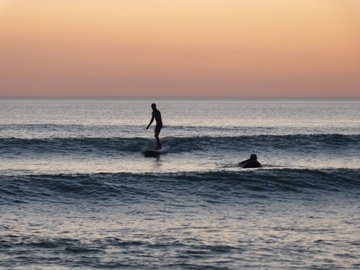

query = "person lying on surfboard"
[[146, 103, 163, 149], [238, 154, 262, 168]]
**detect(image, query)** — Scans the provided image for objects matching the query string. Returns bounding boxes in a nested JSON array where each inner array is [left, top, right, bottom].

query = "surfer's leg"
[[154, 128, 161, 148]]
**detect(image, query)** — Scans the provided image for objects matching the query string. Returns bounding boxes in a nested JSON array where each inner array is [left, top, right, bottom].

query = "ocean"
[[0, 98, 359, 269]]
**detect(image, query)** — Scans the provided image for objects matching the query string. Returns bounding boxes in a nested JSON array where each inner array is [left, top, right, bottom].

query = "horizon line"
[[1, 96, 359, 100]]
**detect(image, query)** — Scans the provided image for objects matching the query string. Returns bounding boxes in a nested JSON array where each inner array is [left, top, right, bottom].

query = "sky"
[[1, 0, 360, 98]]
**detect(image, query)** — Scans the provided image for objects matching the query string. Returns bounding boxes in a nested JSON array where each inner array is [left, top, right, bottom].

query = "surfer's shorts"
[[155, 125, 162, 135]]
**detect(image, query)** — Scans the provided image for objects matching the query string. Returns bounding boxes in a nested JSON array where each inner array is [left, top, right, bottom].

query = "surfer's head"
[[250, 154, 257, 160], [151, 103, 157, 110]]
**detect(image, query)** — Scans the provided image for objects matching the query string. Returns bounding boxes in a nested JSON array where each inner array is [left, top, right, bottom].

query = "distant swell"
[[0, 137, 151, 155], [1, 169, 359, 205], [1, 134, 359, 156]]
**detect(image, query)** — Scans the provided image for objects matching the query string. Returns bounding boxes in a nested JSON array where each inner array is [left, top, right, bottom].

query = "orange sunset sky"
[[1, 0, 360, 98]]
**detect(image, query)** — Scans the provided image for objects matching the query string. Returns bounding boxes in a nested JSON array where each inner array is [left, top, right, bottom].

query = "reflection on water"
[[2, 194, 359, 269]]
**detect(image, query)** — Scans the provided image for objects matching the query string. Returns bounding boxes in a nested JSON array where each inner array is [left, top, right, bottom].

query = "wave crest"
[[1, 169, 359, 205]]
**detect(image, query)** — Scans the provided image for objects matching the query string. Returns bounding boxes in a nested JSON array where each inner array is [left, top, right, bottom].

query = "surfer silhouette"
[[146, 103, 163, 149], [238, 154, 262, 168]]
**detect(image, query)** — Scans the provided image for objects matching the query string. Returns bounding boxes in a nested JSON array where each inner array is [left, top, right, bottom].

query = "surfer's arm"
[[238, 159, 250, 165], [146, 116, 154, 129]]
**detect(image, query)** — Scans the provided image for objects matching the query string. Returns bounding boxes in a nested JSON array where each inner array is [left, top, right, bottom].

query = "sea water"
[[0, 98, 359, 269]]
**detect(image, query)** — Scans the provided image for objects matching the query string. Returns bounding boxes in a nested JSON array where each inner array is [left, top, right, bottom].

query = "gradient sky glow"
[[1, 0, 360, 98]]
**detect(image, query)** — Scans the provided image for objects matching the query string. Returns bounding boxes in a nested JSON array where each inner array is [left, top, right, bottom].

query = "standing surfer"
[[146, 103, 163, 149]]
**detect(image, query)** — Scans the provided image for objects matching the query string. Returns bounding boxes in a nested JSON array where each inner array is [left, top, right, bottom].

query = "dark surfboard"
[[144, 147, 167, 157]]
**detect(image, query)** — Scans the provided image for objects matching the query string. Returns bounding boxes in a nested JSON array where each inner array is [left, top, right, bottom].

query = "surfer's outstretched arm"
[[146, 116, 154, 130]]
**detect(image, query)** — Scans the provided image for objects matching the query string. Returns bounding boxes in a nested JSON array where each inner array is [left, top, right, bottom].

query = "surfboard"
[[144, 147, 167, 157], [238, 161, 261, 168]]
